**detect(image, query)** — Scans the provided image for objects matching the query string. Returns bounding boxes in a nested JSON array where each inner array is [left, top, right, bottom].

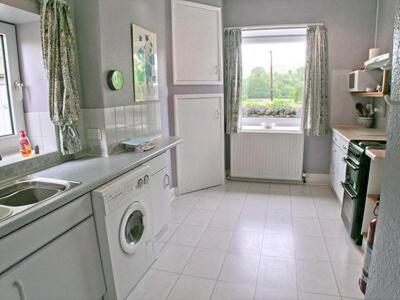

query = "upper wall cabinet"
[[172, 0, 223, 85]]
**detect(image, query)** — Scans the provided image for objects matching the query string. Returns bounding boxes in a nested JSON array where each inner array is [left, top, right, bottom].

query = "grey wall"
[[366, 1, 399, 299], [74, 0, 170, 137], [17, 21, 48, 113], [223, 0, 377, 174]]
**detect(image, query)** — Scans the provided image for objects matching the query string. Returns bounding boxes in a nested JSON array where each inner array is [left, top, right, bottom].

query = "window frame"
[[0, 22, 25, 153], [240, 28, 307, 133]]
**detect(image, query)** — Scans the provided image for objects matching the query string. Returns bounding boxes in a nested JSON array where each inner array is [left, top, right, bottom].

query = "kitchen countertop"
[[332, 125, 387, 142], [0, 136, 182, 239], [366, 149, 386, 161]]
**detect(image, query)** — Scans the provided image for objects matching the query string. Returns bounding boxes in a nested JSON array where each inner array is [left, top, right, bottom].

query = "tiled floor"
[[129, 181, 365, 300]]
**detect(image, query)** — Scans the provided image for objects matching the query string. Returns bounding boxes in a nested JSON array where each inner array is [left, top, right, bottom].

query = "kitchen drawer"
[[149, 152, 169, 175], [0, 217, 105, 300], [332, 131, 349, 153], [330, 162, 344, 202], [0, 194, 92, 274]]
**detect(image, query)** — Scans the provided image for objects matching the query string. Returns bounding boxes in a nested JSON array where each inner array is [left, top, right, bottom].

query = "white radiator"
[[230, 132, 304, 181]]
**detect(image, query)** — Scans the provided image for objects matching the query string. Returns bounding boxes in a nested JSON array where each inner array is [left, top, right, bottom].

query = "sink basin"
[[0, 206, 12, 220], [0, 177, 80, 218]]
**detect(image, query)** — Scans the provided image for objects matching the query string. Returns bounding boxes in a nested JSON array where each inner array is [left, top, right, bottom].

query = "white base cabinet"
[[150, 152, 171, 239], [330, 131, 349, 202], [0, 217, 105, 300]]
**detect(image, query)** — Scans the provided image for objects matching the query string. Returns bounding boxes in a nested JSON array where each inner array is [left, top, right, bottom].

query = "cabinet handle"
[[163, 174, 170, 188], [13, 280, 26, 300], [214, 65, 219, 74]]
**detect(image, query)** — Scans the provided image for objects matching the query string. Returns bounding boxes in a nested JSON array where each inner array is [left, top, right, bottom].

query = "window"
[[241, 28, 306, 132], [0, 22, 25, 153]]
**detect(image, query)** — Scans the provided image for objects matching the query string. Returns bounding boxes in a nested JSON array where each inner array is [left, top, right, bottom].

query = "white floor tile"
[[195, 196, 223, 210], [296, 260, 339, 295], [267, 201, 292, 217], [184, 209, 214, 226], [315, 202, 341, 220], [169, 224, 206, 247], [262, 232, 294, 258], [294, 236, 330, 261], [229, 230, 263, 255], [264, 215, 293, 234], [255, 287, 297, 300], [332, 262, 364, 299], [209, 211, 239, 229], [198, 227, 233, 251], [211, 281, 255, 300], [320, 219, 348, 238], [236, 213, 265, 232], [325, 238, 364, 264], [128, 269, 178, 300], [293, 218, 323, 237], [183, 248, 225, 279], [159, 223, 180, 243], [218, 198, 244, 213], [167, 275, 215, 300], [292, 203, 318, 218], [153, 244, 194, 273], [257, 257, 297, 291], [219, 253, 260, 285], [170, 206, 192, 223], [248, 182, 269, 194], [242, 198, 267, 215], [172, 194, 200, 209], [298, 292, 341, 300]]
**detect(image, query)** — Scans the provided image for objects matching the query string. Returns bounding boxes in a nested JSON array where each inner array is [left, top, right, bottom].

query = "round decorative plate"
[[107, 70, 124, 90]]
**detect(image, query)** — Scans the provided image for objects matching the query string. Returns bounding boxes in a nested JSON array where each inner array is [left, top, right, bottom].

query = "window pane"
[[0, 35, 14, 137], [241, 32, 306, 131]]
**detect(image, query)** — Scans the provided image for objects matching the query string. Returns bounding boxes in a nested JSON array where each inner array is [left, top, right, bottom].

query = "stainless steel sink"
[[0, 177, 80, 220]]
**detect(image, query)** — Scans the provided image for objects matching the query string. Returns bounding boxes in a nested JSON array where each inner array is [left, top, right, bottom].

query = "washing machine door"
[[120, 202, 147, 254]]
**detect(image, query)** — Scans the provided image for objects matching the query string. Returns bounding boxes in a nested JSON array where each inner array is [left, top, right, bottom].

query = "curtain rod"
[[225, 23, 324, 31]]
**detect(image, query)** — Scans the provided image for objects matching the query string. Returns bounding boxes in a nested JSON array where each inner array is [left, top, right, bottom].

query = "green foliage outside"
[[242, 66, 304, 117]]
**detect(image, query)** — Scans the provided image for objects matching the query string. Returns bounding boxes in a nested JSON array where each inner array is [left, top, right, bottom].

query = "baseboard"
[[305, 173, 330, 185]]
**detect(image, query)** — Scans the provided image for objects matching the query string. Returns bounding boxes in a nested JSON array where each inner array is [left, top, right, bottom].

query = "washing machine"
[[91, 165, 155, 300]]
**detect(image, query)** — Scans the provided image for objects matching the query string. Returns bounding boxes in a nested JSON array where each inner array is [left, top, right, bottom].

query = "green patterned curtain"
[[224, 28, 242, 134], [303, 25, 329, 136], [40, 0, 82, 155]]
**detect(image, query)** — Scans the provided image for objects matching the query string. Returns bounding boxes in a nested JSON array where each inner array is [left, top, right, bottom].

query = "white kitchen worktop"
[[0, 136, 182, 238], [332, 126, 387, 142]]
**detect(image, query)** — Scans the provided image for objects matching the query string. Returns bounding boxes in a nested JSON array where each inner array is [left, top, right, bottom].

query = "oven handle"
[[341, 182, 358, 199], [343, 157, 360, 170]]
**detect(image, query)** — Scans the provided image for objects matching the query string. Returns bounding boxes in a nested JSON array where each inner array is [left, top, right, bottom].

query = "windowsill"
[[0, 150, 59, 169], [240, 125, 303, 134]]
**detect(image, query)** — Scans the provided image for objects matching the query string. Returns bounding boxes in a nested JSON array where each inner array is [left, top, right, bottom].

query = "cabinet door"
[[175, 94, 224, 194], [0, 218, 105, 300], [151, 168, 171, 238], [172, 0, 223, 85]]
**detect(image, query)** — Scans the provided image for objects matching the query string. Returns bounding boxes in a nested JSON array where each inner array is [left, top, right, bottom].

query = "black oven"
[[341, 140, 385, 245]]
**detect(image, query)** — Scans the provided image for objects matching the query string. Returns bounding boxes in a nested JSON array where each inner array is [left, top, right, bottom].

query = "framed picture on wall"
[[132, 24, 159, 102]]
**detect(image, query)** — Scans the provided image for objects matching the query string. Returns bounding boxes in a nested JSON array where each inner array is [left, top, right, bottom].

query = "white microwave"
[[349, 70, 378, 92]]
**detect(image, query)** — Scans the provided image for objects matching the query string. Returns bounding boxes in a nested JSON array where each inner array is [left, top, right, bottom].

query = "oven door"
[[341, 182, 363, 244], [344, 157, 361, 192]]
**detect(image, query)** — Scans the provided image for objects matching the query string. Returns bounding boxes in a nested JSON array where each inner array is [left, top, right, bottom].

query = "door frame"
[[174, 94, 225, 194]]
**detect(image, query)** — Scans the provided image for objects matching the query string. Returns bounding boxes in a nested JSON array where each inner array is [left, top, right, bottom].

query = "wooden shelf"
[[350, 69, 390, 99], [351, 91, 387, 98]]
